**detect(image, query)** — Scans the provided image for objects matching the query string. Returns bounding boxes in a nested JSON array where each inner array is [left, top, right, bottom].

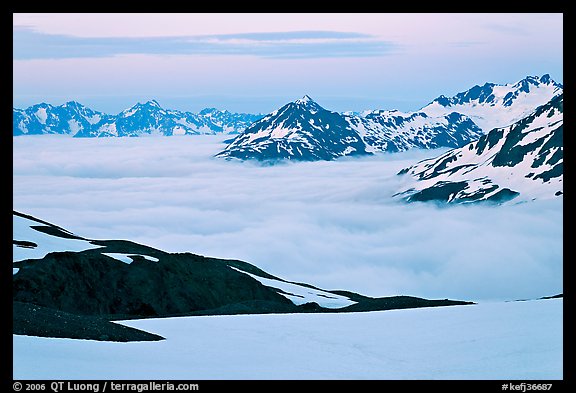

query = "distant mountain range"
[[395, 93, 563, 204], [14, 75, 561, 147], [13, 210, 472, 341], [13, 100, 263, 136], [13, 74, 563, 204]]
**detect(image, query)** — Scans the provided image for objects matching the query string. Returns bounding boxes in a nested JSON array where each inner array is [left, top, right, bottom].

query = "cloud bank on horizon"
[[13, 13, 562, 114]]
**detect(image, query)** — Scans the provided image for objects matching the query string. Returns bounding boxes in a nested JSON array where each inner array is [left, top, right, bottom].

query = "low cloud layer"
[[13, 136, 563, 302]]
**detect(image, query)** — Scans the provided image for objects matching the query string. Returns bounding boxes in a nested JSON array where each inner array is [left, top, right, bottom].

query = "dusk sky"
[[13, 13, 563, 114]]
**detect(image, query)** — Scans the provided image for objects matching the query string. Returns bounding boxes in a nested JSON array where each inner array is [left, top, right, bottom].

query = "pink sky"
[[13, 13, 563, 114]]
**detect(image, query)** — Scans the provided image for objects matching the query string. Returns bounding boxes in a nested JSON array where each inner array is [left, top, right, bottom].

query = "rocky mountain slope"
[[13, 210, 473, 341], [395, 94, 563, 204]]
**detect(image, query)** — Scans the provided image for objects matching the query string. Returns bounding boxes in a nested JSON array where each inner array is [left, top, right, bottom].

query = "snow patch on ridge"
[[13, 215, 101, 263], [102, 253, 159, 264], [230, 267, 356, 309]]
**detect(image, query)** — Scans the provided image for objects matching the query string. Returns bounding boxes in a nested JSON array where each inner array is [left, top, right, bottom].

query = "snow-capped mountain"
[[13, 101, 110, 136], [13, 210, 471, 341], [344, 110, 484, 152], [395, 94, 563, 204], [198, 107, 263, 134], [218, 76, 560, 162], [216, 95, 370, 161], [216, 95, 487, 161], [13, 100, 263, 137], [421, 74, 563, 132], [15, 74, 562, 161]]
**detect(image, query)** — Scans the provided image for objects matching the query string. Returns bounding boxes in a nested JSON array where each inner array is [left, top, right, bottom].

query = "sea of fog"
[[13, 135, 563, 302]]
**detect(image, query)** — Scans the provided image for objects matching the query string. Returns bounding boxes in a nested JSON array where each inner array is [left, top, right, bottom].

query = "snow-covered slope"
[[13, 298, 563, 379], [13, 211, 101, 264], [396, 94, 563, 204], [13, 101, 263, 137], [229, 266, 356, 309], [216, 95, 370, 161], [421, 74, 562, 132], [345, 110, 484, 152]]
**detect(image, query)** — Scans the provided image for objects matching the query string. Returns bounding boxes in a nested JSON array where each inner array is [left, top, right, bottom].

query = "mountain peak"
[[289, 95, 325, 113], [216, 95, 369, 161], [539, 73, 551, 84], [144, 99, 161, 108], [295, 95, 315, 105], [199, 107, 218, 115], [515, 74, 562, 89], [127, 100, 162, 110], [63, 101, 83, 108]]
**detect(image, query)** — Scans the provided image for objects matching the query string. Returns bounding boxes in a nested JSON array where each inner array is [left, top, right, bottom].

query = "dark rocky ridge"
[[13, 301, 164, 342], [13, 211, 474, 341]]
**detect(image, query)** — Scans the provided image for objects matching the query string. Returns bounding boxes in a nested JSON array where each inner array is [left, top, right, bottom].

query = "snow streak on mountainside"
[[344, 110, 484, 152], [13, 100, 263, 137], [396, 94, 563, 204], [421, 74, 562, 132], [216, 96, 370, 161]]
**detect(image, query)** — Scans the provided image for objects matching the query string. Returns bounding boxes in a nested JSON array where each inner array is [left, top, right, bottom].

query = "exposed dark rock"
[[13, 301, 164, 342], [13, 210, 475, 342]]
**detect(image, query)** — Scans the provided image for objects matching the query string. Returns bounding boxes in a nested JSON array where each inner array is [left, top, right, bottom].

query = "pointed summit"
[[295, 95, 315, 105], [62, 101, 83, 109], [120, 100, 165, 118], [145, 99, 162, 108], [288, 95, 324, 114], [540, 74, 551, 84], [216, 96, 369, 161]]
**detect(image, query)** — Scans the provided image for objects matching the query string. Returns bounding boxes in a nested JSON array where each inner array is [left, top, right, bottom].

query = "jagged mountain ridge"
[[13, 100, 263, 137], [344, 110, 484, 153], [216, 95, 484, 161], [13, 101, 109, 136], [421, 74, 562, 132], [395, 94, 563, 204]]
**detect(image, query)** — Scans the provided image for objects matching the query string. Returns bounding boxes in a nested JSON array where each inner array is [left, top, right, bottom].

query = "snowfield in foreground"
[[13, 299, 562, 380]]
